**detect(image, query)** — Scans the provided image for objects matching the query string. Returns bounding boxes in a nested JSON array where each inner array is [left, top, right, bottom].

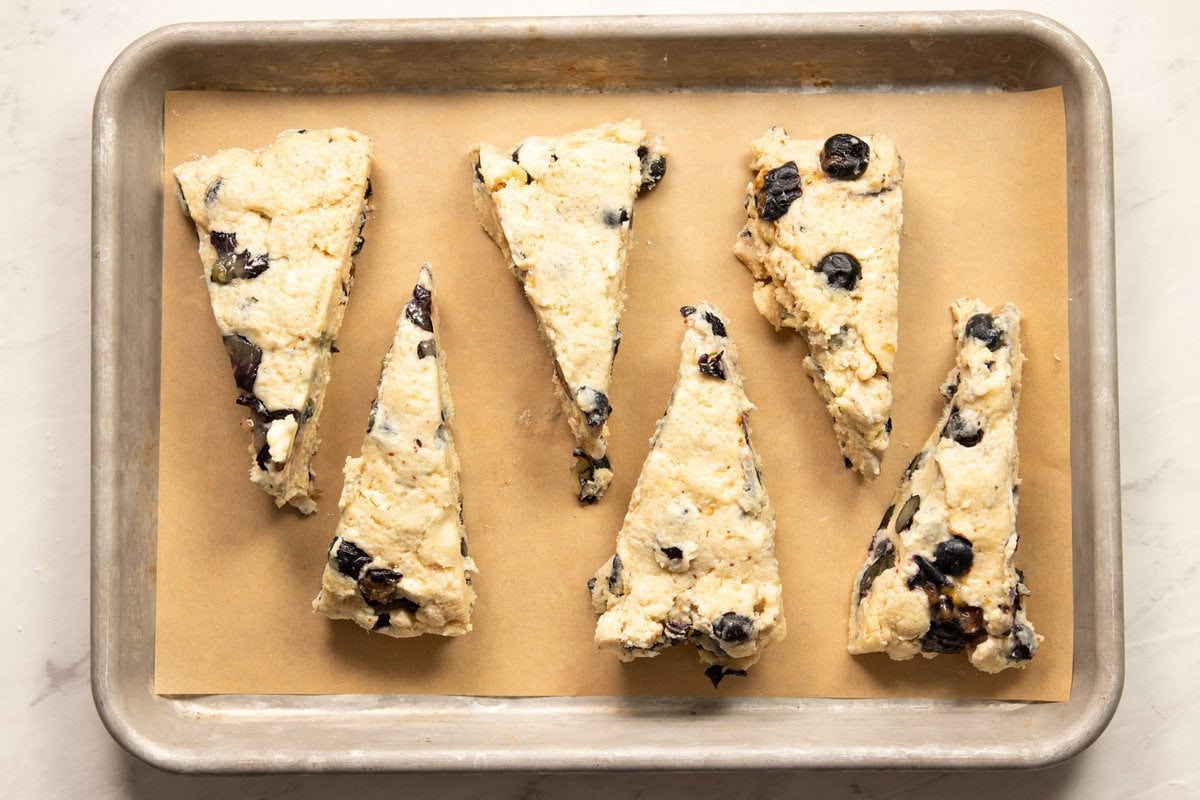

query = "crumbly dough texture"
[[313, 265, 476, 637], [590, 304, 786, 687], [733, 128, 903, 478], [848, 299, 1041, 673], [470, 120, 667, 502], [173, 128, 374, 513]]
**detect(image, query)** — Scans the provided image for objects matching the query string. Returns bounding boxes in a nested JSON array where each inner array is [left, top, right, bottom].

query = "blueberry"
[[816, 252, 862, 291], [702, 311, 727, 338], [698, 351, 726, 380], [920, 620, 969, 654], [405, 284, 434, 332], [663, 619, 690, 640], [204, 179, 223, 205], [660, 546, 684, 560], [704, 664, 747, 688], [586, 576, 597, 593], [460, 537, 469, 557], [712, 612, 754, 644], [901, 452, 927, 483], [857, 538, 896, 600], [372, 613, 391, 631], [755, 161, 802, 221], [602, 208, 630, 227], [877, 504, 895, 531], [364, 178, 373, 199], [222, 334, 262, 393], [210, 230, 238, 255], [820, 134, 871, 180], [679, 305, 697, 318], [417, 339, 437, 359], [941, 408, 984, 447], [255, 442, 272, 470], [333, 539, 372, 578], [607, 554, 623, 593], [934, 535, 974, 576], [885, 417, 893, 434], [844, 456, 853, 469], [907, 555, 948, 594], [638, 147, 667, 190], [358, 568, 404, 607], [577, 387, 610, 428], [894, 494, 921, 533], [964, 313, 1004, 351]]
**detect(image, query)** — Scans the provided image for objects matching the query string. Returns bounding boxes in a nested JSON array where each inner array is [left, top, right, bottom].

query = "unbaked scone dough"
[[173, 128, 374, 513], [313, 265, 476, 637], [734, 128, 903, 478], [471, 120, 667, 502], [848, 298, 1040, 673], [590, 304, 786, 687]]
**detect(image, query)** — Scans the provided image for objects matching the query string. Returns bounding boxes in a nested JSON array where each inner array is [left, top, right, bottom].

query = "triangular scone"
[[173, 128, 373, 514], [848, 299, 1041, 673], [471, 120, 667, 502], [734, 128, 903, 478], [589, 304, 786, 687], [313, 266, 476, 637]]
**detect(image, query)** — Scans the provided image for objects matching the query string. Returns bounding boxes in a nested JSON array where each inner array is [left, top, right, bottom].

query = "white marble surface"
[[2, 0, 1194, 795]]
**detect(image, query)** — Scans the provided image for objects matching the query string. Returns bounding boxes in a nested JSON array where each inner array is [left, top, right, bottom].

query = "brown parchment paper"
[[156, 88, 1071, 701]]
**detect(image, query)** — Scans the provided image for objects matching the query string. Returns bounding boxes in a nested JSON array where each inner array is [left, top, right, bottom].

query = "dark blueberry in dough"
[[664, 619, 690, 641], [602, 208, 631, 227], [358, 568, 404, 607], [844, 456, 854, 469], [907, 555, 948, 593], [857, 538, 896, 600], [417, 339, 437, 360], [392, 597, 421, 615], [255, 442, 272, 470], [364, 178, 373, 199], [639, 147, 667, 190], [333, 539, 372, 578], [704, 664, 748, 689], [941, 408, 984, 447], [372, 613, 391, 631], [660, 546, 684, 560], [820, 134, 871, 180], [964, 313, 1004, 351], [352, 236, 365, 256], [698, 351, 727, 380], [702, 311, 727, 338], [577, 387, 611, 428], [877, 504, 895, 531], [712, 612, 754, 644], [934, 535, 974, 576], [895, 494, 921, 533], [679, 305, 697, 318], [1009, 623, 1036, 661], [510, 146, 522, 163], [756, 161, 802, 221], [920, 620, 970, 654], [816, 252, 862, 291], [405, 284, 434, 332], [901, 452, 926, 483], [204, 179, 223, 205], [210, 230, 238, 255], [460, 537, 469, 557], [885, 417, 893, 434], [607, 554, 623, 593], [222, 334, 262, 393]]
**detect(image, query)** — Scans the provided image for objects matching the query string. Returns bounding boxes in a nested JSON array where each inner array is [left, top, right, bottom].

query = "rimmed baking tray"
[[92, 11, 1121, 772]]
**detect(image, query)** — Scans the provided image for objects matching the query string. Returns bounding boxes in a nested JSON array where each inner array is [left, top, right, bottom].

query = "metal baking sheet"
[[91, 11, 1122, 772]]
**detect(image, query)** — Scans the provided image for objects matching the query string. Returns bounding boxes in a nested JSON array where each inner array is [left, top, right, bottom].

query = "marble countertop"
[[3, 0, 1193, 796]]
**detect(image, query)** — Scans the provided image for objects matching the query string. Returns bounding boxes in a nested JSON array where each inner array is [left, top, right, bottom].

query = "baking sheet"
[[156, 87, 1071, 701]]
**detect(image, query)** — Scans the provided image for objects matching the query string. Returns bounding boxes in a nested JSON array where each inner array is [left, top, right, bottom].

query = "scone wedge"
[[173, 128, 374, 513], [314, 265, 476, 637], [734, 128, 903, 478], [471, 120, 667, 502], [848, 299, 1041, 673], [590, 304, 786, 687]]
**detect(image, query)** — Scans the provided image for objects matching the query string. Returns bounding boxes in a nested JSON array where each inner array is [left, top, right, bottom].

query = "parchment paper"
[[157, 88, 1071, 700]]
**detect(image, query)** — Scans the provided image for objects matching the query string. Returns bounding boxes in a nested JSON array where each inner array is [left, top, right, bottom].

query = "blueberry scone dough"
[[173, 128, 374, 514], [471, 120, 667, 502], [313, 266, 476, 637], [733, 129, 903, 478], [590, 304, 786, 687], [848, 299, 1041, 673]]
